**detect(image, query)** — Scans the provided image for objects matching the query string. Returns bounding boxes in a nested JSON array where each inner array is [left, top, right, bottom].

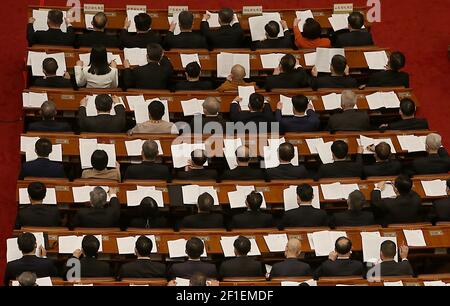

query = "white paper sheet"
[[84, 13, 95, 30], [423, 280, 446, 286], [223, 138, 242, 170], [280, 95, 294, 116], [78, 52, 122, 67], [311, 231, 347, 256], [181, 98, 204, 116], [168, 15, 181, 35], [206, 11, 238, 28], [28, 51, 67, 77], [72, 186, 110, 203], [175, 277, 190, 286], [124, 48, 148, 66], [182, 185, 219, 206], [304, 52, 317, 66], [260, 53, 285, 69], [315, 48, 346, 73], [133, 99, 169, 123], [167, 238, 207, 258], [358, 135, 397, 154], [361, 234, 397, 263], [220, 236, 261, 257], [397, 135, 427, 152], [328, 14, 349, 31], [180, 54, 201, 68], [315, 141, 334, 164], [403, 229, 426, 247], [217, 52, 250, 78], [126, 8, 147, 33], [33, 10, 68, 32], [380, 183, 397, 198], [22, 92, 49, 108], [384, 281, 403, 286], [364, 51, 388, 70], [25, 144, 62, 162], [19, 188, 57, 205], [295, 10, 314, 32], [237, 86, 256, 111], [305, 138, 324, 154], [248, 13, 284, 41], [124, 139, 163, 157], [116, 235, 158, 254], [126, 188, 164, 207], [7, 232, 45, 262], [263, 234, 289, 252], [365, 91, 401, 109], [421, 180, 447, 197], [321, 93, 343, 110]]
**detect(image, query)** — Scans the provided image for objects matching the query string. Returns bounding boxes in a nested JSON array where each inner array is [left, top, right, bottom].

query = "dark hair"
[[88, 46, 111, 75], [219, 8, 234, 24], [82, 235, 100, 257], [42, 58, 58, 75], [292, 95, 309, 113], [134, 13, 152, 32], [27, 182, 47, 201], [280, 54, 296, 73], [375, 142, 391, 161], [35, 138, 52, 157], [147, 43, 163, 62], [278, 142, 295, 162], [148, 100, 165, 120], [296, 184, 314, 202], [91, 150, 108, 171], [178, 11, 194, 30], [94, 94, 113, 112], [348, 12, 365, 29], [331, 55, 347, 75], [265, 21, 280, 38], [139, 197, 160, 222], [41, 101, 57, 120], [186, 237, 204, 259], [190, 273, 207, 286], [400, 98, 416, 116], [335, 237, 352, 255], [389, 52, 406, 71], [135, 235, 153, 257], [394, 175, 413, 195], [380, 240, 397, 258], [48, 10, 63, 25], [246, 191, 263, 211], [197, 193, 214, 213], [17, 232, 37, 253], [348, 190, 365, 211], [302, 18, 322, 40], [233, 236, 251, 255], [191, 149, 207, 166], [447, 178, 450, 189], [331, 140, 349, 159], [92, 12, 108, 29], [249, 93, 264, 111], [185, 62, 201, 78]]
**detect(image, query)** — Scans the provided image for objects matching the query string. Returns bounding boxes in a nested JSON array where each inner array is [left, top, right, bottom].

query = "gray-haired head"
[[90, 187, 107, 208], [17, 272, 37, 286], [142, 140, 159, 161], [340, 90, 357, 109], [426, 133, 442, 152], [347, 190, 366, 211], [202, 97, 220, 116], [41, 101, 57, 120]]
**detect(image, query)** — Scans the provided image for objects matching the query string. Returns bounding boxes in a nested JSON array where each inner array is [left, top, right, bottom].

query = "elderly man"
[[326, 90, 371, 131], [28, 101, 72, 132], [71, 187, 120, 228], [217, 64, 257, 92], [332, 190, 375, 227], [177, 149, 218, 180], [410, 133, 450, 175], [16, 272, 37, 286], [221, 145, 265, 180], [189, 97, 226, 132], [269, 238, 312, 278], [77, 12, 120, 47]]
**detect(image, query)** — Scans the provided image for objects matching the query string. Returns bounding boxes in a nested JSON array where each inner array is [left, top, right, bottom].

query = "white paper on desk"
[[403, 229, 426, 247], [238, 86, 255, 111], [361, 234, 397, 263], [280, 95, 294, 116], [305, 138, 324, 154], [315, 48, 345, 73], [321, 93, 343, 110], [328, 14, 350, 31], [220, 236, 238, 257], [33, 10, 68, 32], [79, 52, 122, 66], [25, 144, 62, 162], [248, 13, 283, 42], [217, 52, 250, 78], [124, 48, 148, 66], [423, 280, 446, 286], [223, 138, 242, 170], [381, 183, 397, 198], [28, 51, 67, 77], [263, 145, 299, 169], [304, 52, 317, 66], [126, 188, 164, 207], [384, 281, 404, 286], [79, 139, 116, 169], [263, 234, 289, 252], [340, 183, 360, 199], [85, 13, 95, 30], [365, 91, 401, 109], [364, 51, 388, 70], [126, 95, 146, 110], [421, 180, 447, 197], [206, 11, 239, 28], [85, 95, 124, 117], [233, 185, 267, 209], [127, 9, 147, 33], [260, 53, 284, 69], [296, 10, 314, 32], [168, 14, 182, 35], [397, 135, 427, 153], [180, 54, 201, 68], [7, 232, 45, 262], [358, 135, 397, 154], [182, 185, 219, 206], [22, 92, 48, 108], [58, 235, 82, 254], [181, 98, 204, 116], [283, 185, 320, 210], [316, 141, 334, 164], [125, 139, 163, 156], [133, 99, 169, 123], [175, 277, 190, 286], [19, 188, 57, 205], [168, 238, 207, 258], [320, 183, 343, 200], [72, 186, 92, 203], [227, 189, 249, 209], [117, 235, 158, 254], [12, 276, 53, 287], [20, 135, 49, 154], [311, 231, 347, 256], [265, 264, 272, 274], [171, 143, 206, 168]]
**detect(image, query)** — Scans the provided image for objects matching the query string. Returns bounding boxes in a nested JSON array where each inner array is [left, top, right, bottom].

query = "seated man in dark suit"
[[27, 9, 75, 46], [66, 235, 111, 278], [314, 237, 364, 278], [219, 236, 264, 278], [317, 141, 364, 179], [19, 138, 65, 179], [77, 12, 120, 48], [28, 101, 72, 132], [33, 58, 73, 88], [371, 175, 422, 225], [229, 93, 275, 132], [265, 54, 310, 91], [117, 236, 166, 279], [230, 191, 273, 228], [275, 94, 320, 133], [177, 149, 217, 180], [266, 142, 309, 180], [120, 13, 161, 48], [168, 238, 217, 279], [128, 197, 170, 228], [189, 97, 226, 133], [334, 12, 374, 47], [367, 51, 409, 88], [429, 179, 450, 223], [221, 146, 266, 180], [364, 142, 402, 177], [410, 133, 450, 175], [123, 43, 173, 89], [71, 187, 120, 228], [200, 8, 244, 49], [381, 98, 429, 130], [175, 62, 214, 91], [181, 193, 224, 228], [326, 90, 372, 131], [16, 182, 60, 228], [124, 140, 171, 180], [4, 233, 57, 286], [164, 11, 208, 49], [254, 20, 293, 49], [78, 94, 126, 133], [332, 190, 375, 227], [311, 55, 358, 90], [371, 241, 413, 277], [269, 238, 312, 278], [280, 184, 328, 228]]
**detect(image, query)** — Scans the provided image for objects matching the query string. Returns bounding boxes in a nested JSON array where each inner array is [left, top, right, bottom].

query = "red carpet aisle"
[[0, 0, 448, 282]]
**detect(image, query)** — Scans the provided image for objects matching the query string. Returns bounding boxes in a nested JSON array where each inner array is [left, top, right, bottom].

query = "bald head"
[[92, 12, 108, 30], [341, 90, 357, 109], [202, 97, 220, 116], [285, 238, 302, 258], [41, 101, 57, 120], [142, 140, 159, 161], [230, 64, 246, 81], [426, 133, 442, 152], [17, 272, 37, 286], [235, 145, 250, 164]]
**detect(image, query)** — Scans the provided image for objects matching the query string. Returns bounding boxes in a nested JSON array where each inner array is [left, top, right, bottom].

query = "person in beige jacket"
[[128, 100, 178, 135], [81, 150, 121, 181]]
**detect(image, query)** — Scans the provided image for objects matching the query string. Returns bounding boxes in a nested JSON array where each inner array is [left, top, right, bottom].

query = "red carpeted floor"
[[0, 0, 448, 282]]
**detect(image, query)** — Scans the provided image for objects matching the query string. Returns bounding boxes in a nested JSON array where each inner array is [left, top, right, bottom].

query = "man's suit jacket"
[[371, 190, 422, 225], [219, 256, 264, 278], [123, 57, 173, 89], [34, 76, 73, 88], [124, 162, 171, 180], [385, 118, 429, 130], [375, 260, 414, 277], [16, 205, 60, 228], [311, 75, 358, 90], [229, 103, 274, 130], [76, 31, 120, 48], [331, 210, 375, 227], [270, 258, 312, 278], [77, 257, 111, 277], [363, 160, 402, 178], [78, 105, 126, 133], [200, 22, 245, 49], [367, 70, 410, 88], [168, 260, 217, 279], [119, 30, 161, 48], [410, 149, 450, 175], [129, 216, 170, 228], [327, 109, 372, 131], [19, 158, 65, 179], [71, 197, 121, 228], [314, 259, 364, 278], [117, 259, 166, 279], [254, 30, 294, 49], [266, 164, 309, 180], [174, 80, 214, 91], [4, 255, 58, 286], [176, 169, 218, 180], [317, 156, 364, 179], [430, 198, 450, 222], [189, 114, 226, 132], [280, 206, 329, 228], [221, 166, 266, 181], [265, 69, 310, 91], [275, 109, 321, 133], [181, 213, 225, 229], [163, 32, 208, 49], [334, 30, 374, 47], [27, 25, 75, 46], [230, 211, 274, 228], [28, 120, 72, 132]]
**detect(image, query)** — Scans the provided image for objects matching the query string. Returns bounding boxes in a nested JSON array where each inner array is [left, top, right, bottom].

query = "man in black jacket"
[[219, 236, 264, 278], [175, 62, 214, 91], [164, 11, 208, 49], [317, 141, 364, 179], [429, 179, 450, 223], [177, 149, 217, 180], [332, 190, 375, 227], [410, 133, 450, 175], [189, 97, 226, 133], [266, 142, 309, 180], [371, 241, 414, 277], [269, 238, 312, 278], [221, 146, 265, 181], [311, 55, 358, 90], [33, 58, 73, 88], [265, 54, 310, 91], [254, 20, 293, 49], [117, 236, 166, 279], [334, 12, 374, 47], [381, 98, 428, 130], [77, 12, 120, 48], [4, 233, 57, 286], [275, 94, 321, 133], [200, 8, 244, 49], [367, 51, 409, 88], [28, 101, 72, 132], [230, 191, 273, 228], [364, 142, 402, 177], [27, 10, 75, 46], [181, 193, 224, 228], [229, 93, 275, 132], [123, 43, 174, 89], [120, 13, 161, 48]]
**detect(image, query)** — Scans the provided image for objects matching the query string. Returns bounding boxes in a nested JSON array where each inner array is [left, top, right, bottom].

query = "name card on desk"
[[333, 3, 354, 14], [242, 6, 263, 15], [83, 4, 104, 13], [168, 6, 188, 16]]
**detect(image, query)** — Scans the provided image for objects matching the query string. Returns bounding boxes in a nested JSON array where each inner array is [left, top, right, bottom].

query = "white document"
[[168, 15, 181, 35], [180, 54, 201, 68], [381, 183, 397, 198], [263, 138, 299, 169], [206, 11, 238, 28], [72, 186, 110, 203], [311, 231, 347, 256], [33, 10, 68, 32], [182, 185, 219, 206], [84, 13, 95, 30], [237, 86, 256, 111], [315, 141, 334, 164], [283, 185, 320, 210], [85, 95, 124, 117], [167, 238, 207, 258], [295, 10, 314, 32], [384, 281, 404, 286], [12, 276, 53, 287], [421, 180, 447, 197], [248, 13, 283, 41], [116, 235, 158, 254], [25, 144, 62, 162], [260, 53, 285, 69], [364, 51, 388, 70], [125, 139, 163, 156], [126, 95, 146, 110], [423, 281, 446, 286], [7, 232, 45, 262], [361, 234, 397, 263], [19, 188, 57, 205], [220, 236, 261, 257], [171, 143, 206, 168], [263, 234, 289, 252], [305, 138, 324, 154], [328, 14, 349, 31], [315, 48, 346, 73], [28, 51, 67, 77], [304, 52, 317, 66], [175, 278, 190, 286], [22, 92, 48, 108], [223, 138, 242, 170], [365, 91, 401, 109], [397, 135, 427, 152], [321, 93, 343, 110], [79, 139, 116, 169], [127, 8, 147, 33], [320, 183, 359, 200], [403, 229, 426, 247], [280, 95, 294, 116], [133, 98, 169, 123], [228, 185, 266, 209], [124, 48, 148, 66], [79, 52, 122, 66], [126, 188, 164, 207], [358, 135, 397, 154], [181, 98, 204, 116], [58, 236, 82, 254], [217, 52, 250, 78]]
